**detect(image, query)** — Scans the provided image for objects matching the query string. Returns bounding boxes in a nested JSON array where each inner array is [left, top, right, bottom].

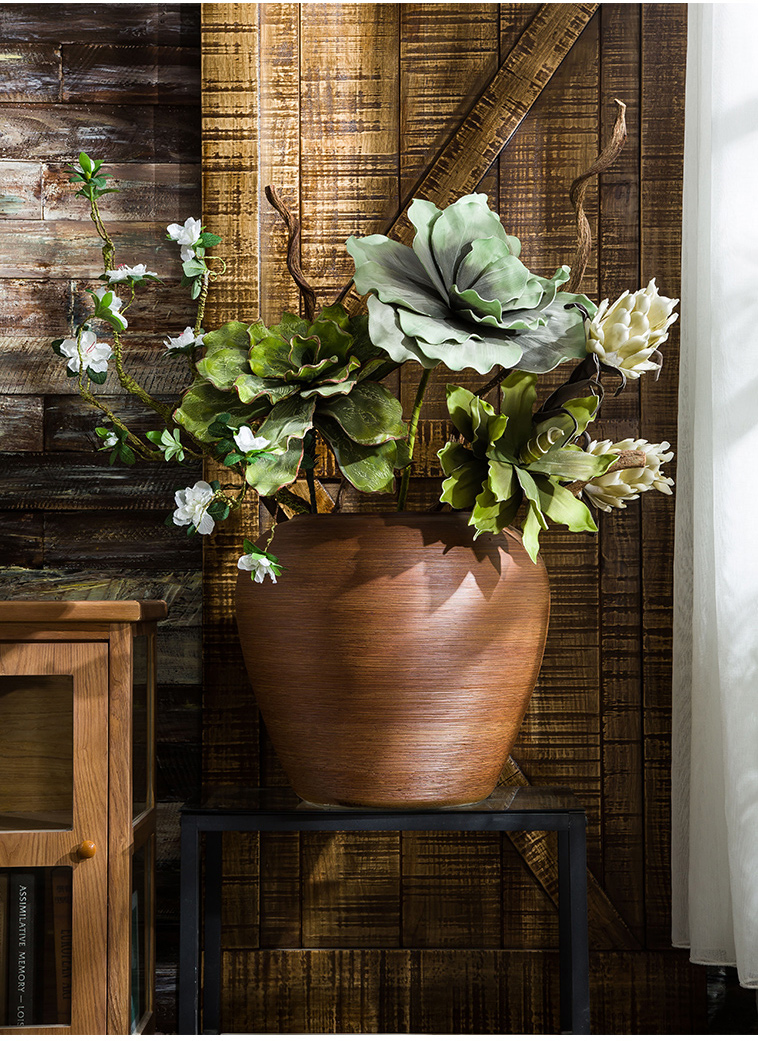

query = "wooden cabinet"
[[0, 601, 166, 1035]]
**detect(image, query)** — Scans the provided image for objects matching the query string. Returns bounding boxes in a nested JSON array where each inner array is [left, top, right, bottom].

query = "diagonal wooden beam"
[[501, 756, 642, 950], [340, 2, 598, 311]]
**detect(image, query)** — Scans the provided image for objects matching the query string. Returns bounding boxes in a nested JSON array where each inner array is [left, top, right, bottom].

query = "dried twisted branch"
[[565, 98, 627, 294], [264, 184, 317, 321]]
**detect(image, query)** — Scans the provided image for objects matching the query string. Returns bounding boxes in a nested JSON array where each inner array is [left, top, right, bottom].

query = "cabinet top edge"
[[0, 600, 168, 622]]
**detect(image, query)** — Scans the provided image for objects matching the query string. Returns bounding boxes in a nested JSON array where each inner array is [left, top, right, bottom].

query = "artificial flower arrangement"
[[53, 153, 677, 582]]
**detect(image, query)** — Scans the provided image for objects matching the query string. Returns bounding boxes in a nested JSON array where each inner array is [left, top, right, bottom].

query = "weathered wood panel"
[[0, 219, 180, 279], [62, 45, 200, 105], [595, 3, 645, 941], [0, 44, 62, 102], [43, 163, 201, 221], [639, 2, 686, 951], [0, 11, 202, 1028], [0, 454, 200, 510], [0, 105, 201, 162], [0, 5, 201, 44], [0, 161, 43, 218]]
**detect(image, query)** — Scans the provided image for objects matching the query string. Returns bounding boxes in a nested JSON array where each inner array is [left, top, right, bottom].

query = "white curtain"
[[672, 2, 758, 987]]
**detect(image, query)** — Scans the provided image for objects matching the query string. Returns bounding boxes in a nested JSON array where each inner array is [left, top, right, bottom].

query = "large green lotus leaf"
[[197, 347, 251, 390], [439, 457, 488, 510], [173, 379, 269, 442], [346, 234, 447, 318], [315, 416, 405, 494], [428, 194, 509, 288], [366, 296, 440, 370], [469, 480, 521, 537], [438, 440, 474, 476], [453, 237, 531, 303], [499, 295, 590, 374], [202, 321, 253, 353], [255, 394, 316, 449], [305, 314, 353, 361], [532, 474, 598, 533], [270, 312, 310, 341], [496, 371, 538, 456], [233, 372, 295, 406], [407, 198, 449, 300], [318, 381, 407, 446], [244, 439, 304, 496], [527, 446, 616, 481], [248, 334, 293, 379], [393, 304, 525, 374]]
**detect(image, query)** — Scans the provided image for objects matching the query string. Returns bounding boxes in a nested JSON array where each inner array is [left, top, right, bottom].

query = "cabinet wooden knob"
[[77, 839, 97, 859]]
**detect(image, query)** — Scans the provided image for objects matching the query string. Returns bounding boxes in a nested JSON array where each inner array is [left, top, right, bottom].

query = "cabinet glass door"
[[0, 641, 109, 1035]]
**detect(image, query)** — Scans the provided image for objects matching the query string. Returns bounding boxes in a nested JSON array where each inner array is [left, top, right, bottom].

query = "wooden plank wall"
[[203, 4, 707, 1034], [0, 5, 201, 1031]]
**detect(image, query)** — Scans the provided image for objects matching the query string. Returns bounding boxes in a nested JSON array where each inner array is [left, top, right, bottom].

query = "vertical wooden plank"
[[399, 4, 502, 421], [595, 2, 645, 940], [201, 6, 262, 976], [256, 2, 304, 949], [298, 1, 402, 952], [639, 2, 686, 951], [398, 5, 503, 952], [495, 15, 603, 960]]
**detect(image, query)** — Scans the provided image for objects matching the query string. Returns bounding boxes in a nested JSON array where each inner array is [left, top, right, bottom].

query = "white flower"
[[172, 480, 216, 535], [59, 329, 113, 374], [164, 326, 205, 351], [92, 285, 127, 330], [103, 431, 119, 449], [233, 427, 269, 454], [167, 217, 202, 247], [106, 263, 157, 283], [180, 245, 196, 263], [583, 437, 674, 512], [93, 285, 124, 311], [586, 279, 678, 379], [237, 553, 278, 584]]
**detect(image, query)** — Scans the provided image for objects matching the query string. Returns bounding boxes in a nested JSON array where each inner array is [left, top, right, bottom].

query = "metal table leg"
[[558, 813, 591, 1034], [203, 830, 224, 1034], [178, 817, 201, 1034]]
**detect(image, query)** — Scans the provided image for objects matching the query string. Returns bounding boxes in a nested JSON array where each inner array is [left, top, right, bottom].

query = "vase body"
[[235, 512, 550, 808]]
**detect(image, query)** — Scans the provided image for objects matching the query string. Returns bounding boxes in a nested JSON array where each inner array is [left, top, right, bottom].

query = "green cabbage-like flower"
[[346, 193, 597, 376], [173, 305, 408, 496], [438, 376, 619, 562]]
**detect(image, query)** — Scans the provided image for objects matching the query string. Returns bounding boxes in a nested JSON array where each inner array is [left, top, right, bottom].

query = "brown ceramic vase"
[[235, 512, 550, 808]]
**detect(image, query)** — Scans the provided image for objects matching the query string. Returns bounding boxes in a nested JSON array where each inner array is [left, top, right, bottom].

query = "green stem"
[[111, 330, 173, 423], [397, 367, 431, 511], [194, 270, 210, 336]]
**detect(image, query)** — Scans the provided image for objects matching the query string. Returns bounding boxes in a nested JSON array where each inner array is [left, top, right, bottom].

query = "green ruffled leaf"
[[234, 373, 294, 407], [496, 371, 538, 456], [439, 456, 488, 510], [255, 394, 316, 450], [317, 381, 407, 446], [244, 440, 304, 496], [174, 379, 269, 442], [316, 416, 408, 494]]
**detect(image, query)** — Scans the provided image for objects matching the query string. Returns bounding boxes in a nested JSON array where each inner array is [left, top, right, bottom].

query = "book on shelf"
[[7, 870, 39, 1028], [0, 871, 8, 1026], [51, 867, 72, 1025]]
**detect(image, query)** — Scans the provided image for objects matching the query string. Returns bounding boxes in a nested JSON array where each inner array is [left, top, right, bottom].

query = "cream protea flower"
[[586, 279, 678, 379], [583, 437, 674, 512]]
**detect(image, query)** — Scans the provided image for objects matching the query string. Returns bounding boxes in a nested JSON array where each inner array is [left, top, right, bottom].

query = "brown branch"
[[565, 99, 628, 295], [264, 184, 317, 321]]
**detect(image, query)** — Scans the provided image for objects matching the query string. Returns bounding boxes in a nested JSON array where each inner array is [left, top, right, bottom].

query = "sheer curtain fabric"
[[672, 1, 758, 986]]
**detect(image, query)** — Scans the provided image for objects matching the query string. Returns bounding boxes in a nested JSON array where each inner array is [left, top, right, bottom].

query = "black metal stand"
[[178, 786, 590, 1035]]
